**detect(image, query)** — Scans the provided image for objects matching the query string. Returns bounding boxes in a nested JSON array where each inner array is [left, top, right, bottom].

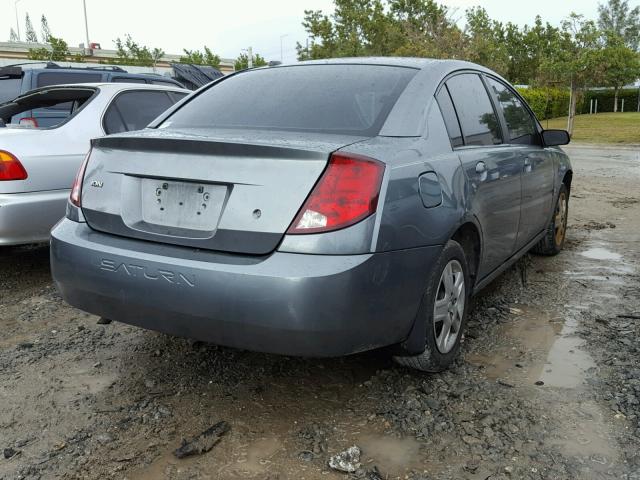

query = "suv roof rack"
[[82, 65, 128, 72], [3, 61, 60, 69]]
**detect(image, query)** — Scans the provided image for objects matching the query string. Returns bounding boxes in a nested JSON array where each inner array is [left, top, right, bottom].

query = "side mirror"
[[542, 129, 570, 147]]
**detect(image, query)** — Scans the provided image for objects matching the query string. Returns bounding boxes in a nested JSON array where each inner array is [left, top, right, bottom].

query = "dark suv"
[[0, 63, 184, 127]]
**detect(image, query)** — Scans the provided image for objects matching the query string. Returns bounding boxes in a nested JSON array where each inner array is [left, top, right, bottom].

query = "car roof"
[[291, 57, 489, 72]]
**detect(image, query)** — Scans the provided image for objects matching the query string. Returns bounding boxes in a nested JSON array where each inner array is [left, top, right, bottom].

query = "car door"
[[102, 90, 182, 135], [440, 73, 523, 278], [484, 76, 555, 251]]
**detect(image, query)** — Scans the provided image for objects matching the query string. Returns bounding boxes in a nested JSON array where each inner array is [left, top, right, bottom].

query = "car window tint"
[[0, 78, 22, 103], [435, 86, 463, 148], [485, 77, 537, 145], [446, 74, 502, 146], [167, 91, 188, 103], [103, 91, 174, 134], [36, 72, 103, 87], [151, 80, 178, 87], [112, 77, 147, 84], [37, 72, 103, 111], [163, 65, 417, 136]]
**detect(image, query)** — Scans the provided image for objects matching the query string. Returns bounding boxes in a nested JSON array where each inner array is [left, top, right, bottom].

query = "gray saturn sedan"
[[51, 58, 572, 372]]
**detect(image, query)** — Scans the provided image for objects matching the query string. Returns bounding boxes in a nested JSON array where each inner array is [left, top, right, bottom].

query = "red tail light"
[[287, 152, 385, 234], [70, 151, 91, 207], [19, 117, 38, 128], [0, 150, 28, 181]]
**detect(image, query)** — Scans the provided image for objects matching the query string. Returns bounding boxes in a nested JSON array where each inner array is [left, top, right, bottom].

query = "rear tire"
[[532, 184, 569, 256], [393, 240, 470, 372]]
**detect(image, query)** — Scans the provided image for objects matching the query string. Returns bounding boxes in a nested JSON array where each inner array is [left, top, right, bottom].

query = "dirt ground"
[[1, 144, 639, 480]]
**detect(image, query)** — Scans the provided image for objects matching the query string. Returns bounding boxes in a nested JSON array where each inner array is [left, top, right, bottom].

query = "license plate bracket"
[[140, 179, 226, 231]]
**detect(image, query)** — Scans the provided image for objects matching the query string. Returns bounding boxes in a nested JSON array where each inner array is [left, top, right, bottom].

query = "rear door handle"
[[524, 156, 532, 173]]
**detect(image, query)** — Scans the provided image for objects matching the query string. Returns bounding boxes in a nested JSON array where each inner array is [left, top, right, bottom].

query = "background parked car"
[[51, 58, 572, 372], [0, 63, 184, 127], [0, 82, 189, 245]]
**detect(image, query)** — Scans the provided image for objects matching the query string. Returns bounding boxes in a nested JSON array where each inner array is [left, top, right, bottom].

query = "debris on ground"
[[173, 421, 230, 459], [328, 445, 361, 473], [3, 448, 19, 459]]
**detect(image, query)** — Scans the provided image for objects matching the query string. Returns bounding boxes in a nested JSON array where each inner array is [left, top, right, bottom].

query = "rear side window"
[[37, 72, 103, 111], [36, 72, 103, 87], [112, 77, 147, 84], [0, 78, 22, 103], [151, 80, 180, 87], [162, 65, 417, 135], [435, 86, 463, 148], [485, 77, 537, 145], [103, 90, 175, 134], [167, 91, 188, 103], [446, 74, 502, 147]]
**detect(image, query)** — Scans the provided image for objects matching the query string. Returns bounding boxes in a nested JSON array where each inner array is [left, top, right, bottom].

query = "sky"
[[1, 0, 606, 64]]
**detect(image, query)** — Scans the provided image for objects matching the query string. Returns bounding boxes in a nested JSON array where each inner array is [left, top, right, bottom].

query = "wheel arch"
[[395, 217, 483, 357], [450, 221, 482, 290], [562, 170, 573, 194]]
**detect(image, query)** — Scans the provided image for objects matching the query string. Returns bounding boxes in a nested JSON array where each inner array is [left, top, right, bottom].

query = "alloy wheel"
[[433, 259, 465, 354], [554, 191, 568, 246]]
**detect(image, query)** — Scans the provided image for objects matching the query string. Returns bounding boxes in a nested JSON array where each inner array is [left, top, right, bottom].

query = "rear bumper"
[[0, 190, 69, 245], [51, 220, 441, 357]]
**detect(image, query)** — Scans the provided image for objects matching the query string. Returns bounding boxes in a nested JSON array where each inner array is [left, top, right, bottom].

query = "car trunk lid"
[[81, 128, 366, 254]]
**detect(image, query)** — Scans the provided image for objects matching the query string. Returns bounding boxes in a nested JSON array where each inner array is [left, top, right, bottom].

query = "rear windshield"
[[161, 65, 417, 135]]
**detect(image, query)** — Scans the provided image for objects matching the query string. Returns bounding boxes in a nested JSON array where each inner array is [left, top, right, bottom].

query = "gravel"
[[1, 145, 639, 479]]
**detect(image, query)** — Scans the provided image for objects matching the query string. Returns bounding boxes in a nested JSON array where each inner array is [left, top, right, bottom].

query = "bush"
[[580, 88, 640, 113], [517, 87, 574, 121]]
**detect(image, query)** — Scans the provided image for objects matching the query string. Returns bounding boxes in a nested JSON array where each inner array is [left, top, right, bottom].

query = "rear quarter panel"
[[344, 100, 469, 253]]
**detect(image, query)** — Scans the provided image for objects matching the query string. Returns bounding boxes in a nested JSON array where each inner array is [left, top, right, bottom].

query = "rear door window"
[[112, 77, 147, 84], [0, 78, 22, 103], [162, 65, 417, 136], [36, 72, 103, 88], [103, 90, 175, 134], [36, 72, 103, 115], [485, 77, 538, 145], [435, 86, 463, 148], [151, 80, 180, 87], [446, 74, 502, 147]]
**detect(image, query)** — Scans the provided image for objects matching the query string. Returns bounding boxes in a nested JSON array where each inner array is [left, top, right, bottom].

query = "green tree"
[[179, 46, 221, 68], [28, 36, 71, 61], [114, 35, 164, 67], [504, 17, 562, 85], [295, 0, 463, 60], [596, 34, 640, 110], [25, 13, 38, 43], [597, 0, 640, 50], [464, 7, 509, 77], [234, 52, 267, 70], [539, 14, 602, 134], [9, 28, 19, 42], [41, 15, 52, 43], [389, 0, 464, 58]]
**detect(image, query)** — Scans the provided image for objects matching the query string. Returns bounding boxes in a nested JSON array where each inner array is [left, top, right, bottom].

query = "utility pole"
[[15, 0, 21, 41], [82, 0, 91, 53], [247, 46, 253, 68]]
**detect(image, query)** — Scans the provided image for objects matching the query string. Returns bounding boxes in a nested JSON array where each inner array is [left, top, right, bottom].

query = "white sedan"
[[0, 83, 189, 245]]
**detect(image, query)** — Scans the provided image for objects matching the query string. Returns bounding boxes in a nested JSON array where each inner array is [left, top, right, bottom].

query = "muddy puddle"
[[467, 306, 596, 388]]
